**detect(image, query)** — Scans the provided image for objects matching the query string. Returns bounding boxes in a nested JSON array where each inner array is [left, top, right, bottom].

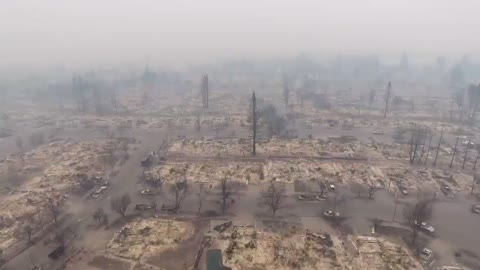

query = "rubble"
[[0, 139, 128, 249], [212, 227, 423, 270], [107, 218, 194, 259], [351, 236, 423, 270]]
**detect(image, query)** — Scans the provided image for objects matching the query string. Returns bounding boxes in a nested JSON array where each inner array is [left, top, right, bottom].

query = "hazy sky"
[[1, 0, 479, 68]]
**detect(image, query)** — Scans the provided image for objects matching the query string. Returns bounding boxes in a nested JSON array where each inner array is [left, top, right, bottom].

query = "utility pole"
[[433, 131, 443, 166], [384, 81, 392, 119], [450, 136, 460, 168], [252, 91, 257, 156]]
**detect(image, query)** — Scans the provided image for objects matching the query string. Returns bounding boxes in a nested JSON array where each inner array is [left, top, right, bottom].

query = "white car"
[[462, 140, 475, 146], [373, 130, 384, 135], [328, 184, 335, 191], [323, 210, 340, 218], [420, 222, 435, 233], [421, 248, 432, 260]]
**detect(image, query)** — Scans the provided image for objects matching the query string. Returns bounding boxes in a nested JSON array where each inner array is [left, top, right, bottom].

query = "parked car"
[[90, 182, 110, 198], [399, 187, 408, 195], [421, 248, 433, 260], [328, 184, 335, 191], [140, 189, 156, 195], [323, 210, 340, 218], [48, 245, 65, 260], [441, 184, 451, 195], [135, 204, 154, 211], [373, 130, 385, 135], [315, 194, 327, 201], [462, 140, 475, 147], [297, 194, 316, 201], [419, 222, 435, 233], [471, 204, 480, 214]]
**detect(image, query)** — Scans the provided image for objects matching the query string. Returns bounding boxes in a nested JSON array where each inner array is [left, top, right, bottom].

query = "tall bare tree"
[[450, 136, 461, 168], [15, 136, 23, 152], [283, 75, 290, 108], [318, 180, 327, 197], [474, 148, 480, 170], [218, 178, 235, 215], [15, 214, 36, 245], [110, 193, 131, 218], [471, 174, 478, 194], [252, 91, 257, 156], [110, 88, 118, 113], [168, 180, 189, 212], [467, 84, 480, 122], [195, 183, 207, 215], [433, 130, 444, 166], [259, 182, 287, 216], [201, 74, 209, 108], [383, 81, 392, 119], [424, 134, 434, 164], [368, 89, 376, 108], [403, 199, 433, 245], [367, 177, 382, 199], [462, 139, 472, 169], [409, 126, 426, 164], [92, 208, 107, 226], [46, 197, 62, 227]]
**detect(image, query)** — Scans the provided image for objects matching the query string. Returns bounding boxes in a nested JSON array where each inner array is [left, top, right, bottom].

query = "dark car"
[[441, 185, 451, 196], [48, 245, 65, 260], [135, 204, 154, 210]]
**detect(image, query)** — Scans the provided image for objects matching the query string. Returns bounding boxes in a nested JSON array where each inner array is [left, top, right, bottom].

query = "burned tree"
[[92, 208, 107, 226], [474, 147, 480, 170], [433, 130, 444, 166], [259, 182, 287, 216], [462, 139, 472, 169], [318, 180, 327, 197], [403, 199, 433, 245], [409, 126, 428, 164], [367, 177, 382, 199], [283, 75, 290, 108], [454, 90, 465, 122], [72, 75, 87, 113], [46, 197, 62, 227], [467, 84, 480, 123], [368, 89, 376, 108], [15, 214, 36, 244], [259, 104, 287, 138], [195, 115, 201, 133], [449, 136, 461, 168], [422, 133, 434, 164], [167, 180, 189, 212], [195, 183, 207, 215], [471, 174, 479, 194], [218, 178, 234, 215], [15, 136, 23, 152], [201, 74, 209, 108], [383, 81, 392, 119], [252, 91, 257, 156], [110, 193, 131, 218], [111, 89, 118, 113]]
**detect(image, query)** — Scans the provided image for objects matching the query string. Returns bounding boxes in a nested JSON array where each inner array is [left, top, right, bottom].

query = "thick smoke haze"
[[1, 0, 479, 69]]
